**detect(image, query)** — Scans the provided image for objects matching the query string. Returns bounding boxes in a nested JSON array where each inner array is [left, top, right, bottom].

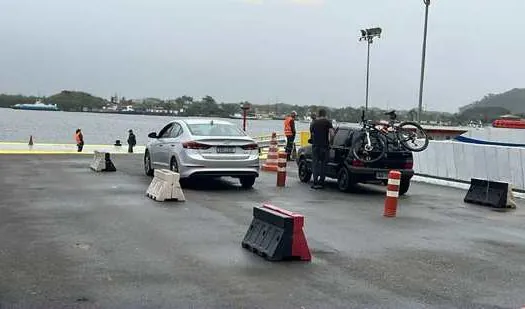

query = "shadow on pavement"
[[181, 177, 252, 192], [301, 179, 386, 196]]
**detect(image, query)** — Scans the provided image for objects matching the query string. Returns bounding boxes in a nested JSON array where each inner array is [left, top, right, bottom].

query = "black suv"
[[296, 125, 414, 195]]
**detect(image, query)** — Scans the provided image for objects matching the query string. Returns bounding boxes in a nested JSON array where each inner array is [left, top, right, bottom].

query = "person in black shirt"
[[127, 129, 137, 153], [309, 109, 334, 189]]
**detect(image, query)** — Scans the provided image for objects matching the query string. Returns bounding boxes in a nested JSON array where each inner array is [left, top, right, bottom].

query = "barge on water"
[[11, 100, 59, 111]]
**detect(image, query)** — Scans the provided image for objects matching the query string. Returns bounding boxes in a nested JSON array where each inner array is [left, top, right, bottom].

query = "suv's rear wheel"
[[298, 159, 312, 183], [399, 178, 410, 195], [240, 176, 256, 189], [337, 166, 354, 192], [144, 151, 154, 176]]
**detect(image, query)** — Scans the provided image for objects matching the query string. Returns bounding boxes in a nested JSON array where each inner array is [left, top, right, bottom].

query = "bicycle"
[[352, 110, 429, 163]]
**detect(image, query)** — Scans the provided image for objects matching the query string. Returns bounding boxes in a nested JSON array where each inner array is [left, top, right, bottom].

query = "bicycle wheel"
[[352, 130, 387, 163], [397, 121, 429, 152]]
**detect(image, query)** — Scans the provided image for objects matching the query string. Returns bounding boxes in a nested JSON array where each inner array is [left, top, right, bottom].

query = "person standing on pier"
[[283, 111, 297, 161], [127, 129, 137, 153], [309, 109, 334, 189], [75, 129, 84, 152]]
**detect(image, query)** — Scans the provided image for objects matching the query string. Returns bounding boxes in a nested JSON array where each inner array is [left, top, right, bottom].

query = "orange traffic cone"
[[262, 132, 279, 172], [28, 135, 34, 146]]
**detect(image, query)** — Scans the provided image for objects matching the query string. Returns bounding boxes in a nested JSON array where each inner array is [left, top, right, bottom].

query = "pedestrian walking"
[[309, 109, 335, 189], [127, 129, 137, 153], [283, 111, 297, 161], [75, 129, 84, 152]]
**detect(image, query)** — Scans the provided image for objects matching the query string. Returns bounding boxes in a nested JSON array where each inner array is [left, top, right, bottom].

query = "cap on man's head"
[[129, 129, 133, 133], [291, 111, 297, 117]]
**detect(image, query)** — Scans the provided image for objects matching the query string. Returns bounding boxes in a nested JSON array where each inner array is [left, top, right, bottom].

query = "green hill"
[[459, 88, 525, 115], [45, 91, 107, 112]]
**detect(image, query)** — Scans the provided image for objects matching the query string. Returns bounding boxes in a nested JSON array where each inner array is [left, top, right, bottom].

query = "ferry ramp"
[[1, 154, 525, 308]]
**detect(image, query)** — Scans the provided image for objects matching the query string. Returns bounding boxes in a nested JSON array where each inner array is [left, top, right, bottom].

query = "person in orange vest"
[[75, 129, 84, 152], [283, 111, 297, 161]]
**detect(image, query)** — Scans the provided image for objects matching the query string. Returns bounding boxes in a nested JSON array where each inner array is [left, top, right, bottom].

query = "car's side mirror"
[[148, 132, 158, 138]]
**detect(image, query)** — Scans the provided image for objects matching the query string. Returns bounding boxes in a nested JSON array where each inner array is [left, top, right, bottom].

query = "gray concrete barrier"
[[412, 141, 525, 191]]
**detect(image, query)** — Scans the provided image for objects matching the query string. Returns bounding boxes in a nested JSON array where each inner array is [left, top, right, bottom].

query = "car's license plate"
[[216, 146, 235, 153], [376, 172, 388, 180]]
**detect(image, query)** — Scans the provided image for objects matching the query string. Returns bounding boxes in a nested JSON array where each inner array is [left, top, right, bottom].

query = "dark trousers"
[[77, 142, 84, 152], [312, 145, 329, 185], [128, 144, 134, 153], [285, 135, 295, 160]]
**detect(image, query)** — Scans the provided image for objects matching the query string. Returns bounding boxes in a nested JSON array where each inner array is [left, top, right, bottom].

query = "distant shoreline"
[[0, 107, 232, 119]]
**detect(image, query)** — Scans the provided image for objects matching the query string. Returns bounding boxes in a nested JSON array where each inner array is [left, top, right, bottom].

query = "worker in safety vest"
[[283, 111, 297, 161], [75, 129, 84, 152]]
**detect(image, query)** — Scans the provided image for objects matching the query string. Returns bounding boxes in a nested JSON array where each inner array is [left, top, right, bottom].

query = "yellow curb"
[[0, 142, 115, 148], [0, 151, 93, 154]]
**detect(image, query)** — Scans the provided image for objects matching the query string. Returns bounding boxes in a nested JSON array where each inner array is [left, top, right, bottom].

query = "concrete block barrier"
[[464, 178, 516, 209], [90, 151, 116, 172], [146, 169, 185, 202], [241, 204, 311, 261]]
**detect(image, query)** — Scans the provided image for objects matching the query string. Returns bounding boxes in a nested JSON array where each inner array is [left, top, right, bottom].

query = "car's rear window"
[[187, 123, 245, 136]]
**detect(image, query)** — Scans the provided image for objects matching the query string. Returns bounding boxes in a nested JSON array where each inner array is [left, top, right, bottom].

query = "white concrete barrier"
[[90, 151, 106, 172], [413, 141, 525, 191], [90, 151, 116, 172], [146, 169, 185, 202]]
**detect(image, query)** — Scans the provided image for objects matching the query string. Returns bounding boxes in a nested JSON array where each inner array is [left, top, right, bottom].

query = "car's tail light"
[[241, 143, 258, 150], [403, 161, 414, 169], [351, 159, 365, 167], [183, 141, 211, 150]]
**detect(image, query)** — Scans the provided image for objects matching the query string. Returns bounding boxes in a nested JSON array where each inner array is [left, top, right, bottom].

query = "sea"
[[0, 108, 523, 145], [0, 108, 311, 145]]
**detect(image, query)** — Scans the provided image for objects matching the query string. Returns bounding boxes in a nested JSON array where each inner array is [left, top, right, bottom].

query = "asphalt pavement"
[[1, 154, 525, 309]]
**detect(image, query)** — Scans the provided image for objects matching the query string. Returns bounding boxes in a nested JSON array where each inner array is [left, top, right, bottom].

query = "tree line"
[[1, 89, 522, 125]]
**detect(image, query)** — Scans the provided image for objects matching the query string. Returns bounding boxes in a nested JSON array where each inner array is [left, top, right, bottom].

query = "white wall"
[[413, 141, 525, 191]]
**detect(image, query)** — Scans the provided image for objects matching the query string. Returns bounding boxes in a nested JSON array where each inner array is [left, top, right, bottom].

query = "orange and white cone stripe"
[[262, 133, 280, 172], [277, 151, 287, 187], [384, 170, 401, 217]]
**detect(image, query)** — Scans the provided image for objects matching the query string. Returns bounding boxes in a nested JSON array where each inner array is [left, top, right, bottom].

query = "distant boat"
[[492, 115, 525, 129], [12, 100, 59, 111], [229, 113, 261, 120]]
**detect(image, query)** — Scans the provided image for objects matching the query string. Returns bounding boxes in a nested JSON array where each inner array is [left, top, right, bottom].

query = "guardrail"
[[412, 140, 525, 191], [254, 131, 310, 149]]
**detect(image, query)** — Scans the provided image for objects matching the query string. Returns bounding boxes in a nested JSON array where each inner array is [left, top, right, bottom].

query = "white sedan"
[[144, 119, 260, 188]]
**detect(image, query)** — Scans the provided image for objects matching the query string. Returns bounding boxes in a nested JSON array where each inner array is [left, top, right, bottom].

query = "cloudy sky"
[[0, 0, 523, 112]]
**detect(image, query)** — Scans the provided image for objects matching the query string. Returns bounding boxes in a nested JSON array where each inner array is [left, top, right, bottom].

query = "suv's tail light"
[[351, 159, 365, 167], [241, 143, 258, 150], [403, 161, 414, 169], [183, 141, 211, 150]]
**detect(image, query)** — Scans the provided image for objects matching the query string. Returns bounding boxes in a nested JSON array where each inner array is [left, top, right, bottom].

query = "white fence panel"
[[414, 141, 525, 191]]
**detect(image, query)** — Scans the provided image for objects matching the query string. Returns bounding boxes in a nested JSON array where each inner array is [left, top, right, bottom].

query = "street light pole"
[[418, 0, 431, 123], [365, 38, 372, 113], [359, 27, 382, 114]]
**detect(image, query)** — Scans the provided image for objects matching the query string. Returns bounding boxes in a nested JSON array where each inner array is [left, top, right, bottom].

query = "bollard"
[[384, 170, 401, 217], [28, 135, 34, 146], [277, 151, 287, 187]]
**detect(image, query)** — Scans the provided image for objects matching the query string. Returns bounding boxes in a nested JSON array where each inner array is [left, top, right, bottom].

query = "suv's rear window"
[[187, 123, 245, 136], [333, 128, 350, 146]]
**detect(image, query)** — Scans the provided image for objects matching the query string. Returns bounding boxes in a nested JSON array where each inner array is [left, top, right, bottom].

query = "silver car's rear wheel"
[[144, 151, 154, 176], [170, 157, 179, 173], [240, 176, 256, 189]]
